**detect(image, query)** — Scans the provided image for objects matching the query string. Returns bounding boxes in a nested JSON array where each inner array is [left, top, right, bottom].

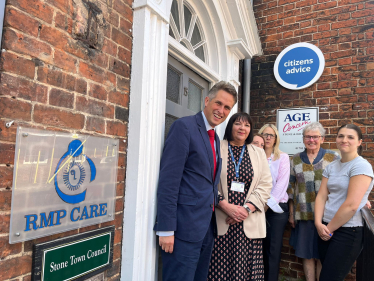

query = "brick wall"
[[0, 0, 132, 280], [251, 0, 373, 280]]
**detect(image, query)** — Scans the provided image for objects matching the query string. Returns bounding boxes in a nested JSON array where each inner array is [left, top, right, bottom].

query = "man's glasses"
[[303, 135, 322, 140], [262, 133, 276, 139]]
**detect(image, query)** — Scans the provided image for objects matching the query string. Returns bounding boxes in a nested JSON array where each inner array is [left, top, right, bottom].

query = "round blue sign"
[[274, 43, 325, 90]]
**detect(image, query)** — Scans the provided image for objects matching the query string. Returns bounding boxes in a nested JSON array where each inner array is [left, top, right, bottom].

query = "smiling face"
[[303, 129, 324, 152], [336, 127, 362, 154], [262, 127, 276, 149], [252, 135, 264, 149], [231, 118, 251, 145], [203, 90, 236, 128]]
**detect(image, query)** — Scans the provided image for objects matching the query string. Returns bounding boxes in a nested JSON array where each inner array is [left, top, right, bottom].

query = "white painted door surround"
[[121, 0, 262, 279]]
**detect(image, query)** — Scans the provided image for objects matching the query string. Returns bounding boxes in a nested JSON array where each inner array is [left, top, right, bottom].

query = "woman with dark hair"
[[252, 134, 265, 149], [208, 112, 272, 281], [315, 124, 374, 280]]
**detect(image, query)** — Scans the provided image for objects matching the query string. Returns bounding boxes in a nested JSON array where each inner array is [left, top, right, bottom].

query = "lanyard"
[[228, 142, 246, 180]]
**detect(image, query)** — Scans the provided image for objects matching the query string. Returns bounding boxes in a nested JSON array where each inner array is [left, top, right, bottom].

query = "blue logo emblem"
[[274, 43, 325, 90], [54, 140, 96, 204]]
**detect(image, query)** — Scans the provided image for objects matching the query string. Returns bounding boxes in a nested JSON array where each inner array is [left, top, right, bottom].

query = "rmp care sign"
[[9, 128, 119, 244], [274, 43, 325, 90]]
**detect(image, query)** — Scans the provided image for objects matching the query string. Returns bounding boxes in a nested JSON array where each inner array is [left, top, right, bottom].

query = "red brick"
[[89, 83, 108, 101], [75, 78, 87, 94], [116, 182, 125, 196], [86, 116, 105, 134], [112, 28, 132, 50], [117, 77, 130, 92], [331, 111, 358, 118], [0, 190, 12, 211], [0, 235, 22, 259], [76, 96, 114, 118], [4, 7, 40, 37], [79, 62, 106, 84], [55, 11, 73, 34], [0, 97, 32, 121], [118, 46, 131, 65], [338, 88, 353, 96], [3, 29, 53, 64], [0, 143, 15, 165], [354, 87, 374, 94], [109, 58, 130, 77], [119, 17, 132, 36], [37, 67, 75, 91], [115, 198, 124, 212], [0, 51, 35, 79], [313, 90, 337, 98], [313, 30, 339, 39], [0, 166, 13, 189], [330, 50, 356, 59], [107, 120, 127, 137], [332, 19, 358, 29], [1, 73, 47, 103], [34, 105, 85, 129], [113, 0, 133, 22], [49, 88, 74, 108], [0, 255, 32, 280], [103, 38, 118, 57], [109, 91, 129, 107], [314, 1, 338, 11], [45, 0, 73, 14], [332, 80, 357, 88], [7, 0, 53, 23], [54, 49, 77, 73]]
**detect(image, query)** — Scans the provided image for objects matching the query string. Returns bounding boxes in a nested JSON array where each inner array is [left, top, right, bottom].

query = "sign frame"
[[32, 226, 114, 281], [276, 107, 319, 156], [274, 42, 325, 90]]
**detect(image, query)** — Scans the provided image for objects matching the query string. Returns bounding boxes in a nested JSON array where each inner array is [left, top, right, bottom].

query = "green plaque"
[[32, 226, 114, 281]]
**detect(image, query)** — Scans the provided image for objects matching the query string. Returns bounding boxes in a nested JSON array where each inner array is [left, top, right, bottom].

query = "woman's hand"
[[315, 222, 333, 241], [288, 213, 295, 228], [366, 200, 371, 209]]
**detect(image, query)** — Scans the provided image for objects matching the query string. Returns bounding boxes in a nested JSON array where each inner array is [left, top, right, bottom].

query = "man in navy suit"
[[154, 81, 237, 281]]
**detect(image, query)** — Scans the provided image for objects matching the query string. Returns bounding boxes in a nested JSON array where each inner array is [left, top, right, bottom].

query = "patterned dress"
[[208, 145, 264, 281]]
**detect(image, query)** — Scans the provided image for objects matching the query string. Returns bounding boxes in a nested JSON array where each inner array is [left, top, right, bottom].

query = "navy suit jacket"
[[154, 112, 222, 242]]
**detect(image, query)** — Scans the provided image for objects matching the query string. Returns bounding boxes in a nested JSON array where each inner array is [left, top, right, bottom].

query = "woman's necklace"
[[307, 149, 319, 164]]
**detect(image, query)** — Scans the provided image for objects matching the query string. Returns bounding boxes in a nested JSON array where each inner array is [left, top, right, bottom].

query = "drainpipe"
[[242, 59, 251, 113]]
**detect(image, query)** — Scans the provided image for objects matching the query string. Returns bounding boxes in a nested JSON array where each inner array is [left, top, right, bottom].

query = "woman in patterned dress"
[[208, 113, 272, 281]]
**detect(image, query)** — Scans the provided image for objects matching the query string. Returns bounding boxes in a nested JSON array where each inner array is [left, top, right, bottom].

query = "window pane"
[[165, 114, 178, 140], [190, 24, 202, 47], [180, 41, 189, 50], [169, 26, 175, 39], [170, 0, 180, 34], [166, 67, 180, 104], [188, 80, 202, 113], [194, 46, 205, 62], [184, 5, 192, 37]]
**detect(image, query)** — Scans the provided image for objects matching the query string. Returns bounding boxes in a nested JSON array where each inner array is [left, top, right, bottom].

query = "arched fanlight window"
[[169, 0, 207, 62]]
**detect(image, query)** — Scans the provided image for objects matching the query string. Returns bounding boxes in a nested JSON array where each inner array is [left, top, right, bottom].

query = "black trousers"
[[161, 214, 216, 281], [318, 223, 363, 281], [263, 203, 289, 281]]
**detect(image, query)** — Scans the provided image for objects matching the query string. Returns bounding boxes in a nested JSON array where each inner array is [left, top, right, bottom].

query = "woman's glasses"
[[303, 135, 322, 140], [262, 133, 276, 139]]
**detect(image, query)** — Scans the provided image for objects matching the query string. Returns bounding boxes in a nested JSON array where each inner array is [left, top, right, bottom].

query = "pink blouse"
[[267, 153, 290, 203]]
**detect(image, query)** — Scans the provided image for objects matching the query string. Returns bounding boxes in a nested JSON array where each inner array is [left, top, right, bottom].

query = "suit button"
[[210, 204, 213, 208]]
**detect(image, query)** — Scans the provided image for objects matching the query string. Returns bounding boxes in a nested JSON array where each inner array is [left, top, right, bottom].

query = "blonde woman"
[[258, 124, 290, 281]]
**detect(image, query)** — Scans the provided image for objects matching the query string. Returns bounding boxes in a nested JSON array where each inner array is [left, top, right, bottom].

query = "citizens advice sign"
[[9, 128, 119, 244], [277, 107, 319, 155], [274, 43, 325, 90]]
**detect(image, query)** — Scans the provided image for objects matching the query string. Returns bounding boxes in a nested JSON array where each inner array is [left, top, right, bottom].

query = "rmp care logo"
[[55, 139, 96, 204]]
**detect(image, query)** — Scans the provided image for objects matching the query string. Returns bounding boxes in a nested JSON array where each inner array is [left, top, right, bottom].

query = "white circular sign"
[[274, 43, 325, 90]]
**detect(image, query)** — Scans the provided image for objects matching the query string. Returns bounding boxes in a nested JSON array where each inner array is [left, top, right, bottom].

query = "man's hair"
[[207, 81, 237, 104]]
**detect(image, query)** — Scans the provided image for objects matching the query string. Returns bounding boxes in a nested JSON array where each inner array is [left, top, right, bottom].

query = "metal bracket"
[[5, 120, 14, 128]]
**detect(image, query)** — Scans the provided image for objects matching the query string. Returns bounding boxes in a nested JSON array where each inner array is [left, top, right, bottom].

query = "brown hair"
[[208, 81, 237, 104]]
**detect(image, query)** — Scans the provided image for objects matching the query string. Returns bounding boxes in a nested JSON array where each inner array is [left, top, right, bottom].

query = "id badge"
[[231, 181, 245, 193]]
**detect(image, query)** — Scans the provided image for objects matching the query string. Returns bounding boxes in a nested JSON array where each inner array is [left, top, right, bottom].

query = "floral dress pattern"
[[208, 145, 264, 281]]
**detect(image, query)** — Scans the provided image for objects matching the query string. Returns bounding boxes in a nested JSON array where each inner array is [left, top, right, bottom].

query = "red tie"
[[208, 129, 216, 211], [207, 129, 217, 180]]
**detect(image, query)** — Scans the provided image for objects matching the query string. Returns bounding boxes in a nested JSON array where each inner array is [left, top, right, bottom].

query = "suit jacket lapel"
[[196, 113, 214, 179]]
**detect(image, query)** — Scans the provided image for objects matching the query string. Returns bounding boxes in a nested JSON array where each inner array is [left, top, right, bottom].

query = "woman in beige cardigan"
[[208, 113, 272, 281]]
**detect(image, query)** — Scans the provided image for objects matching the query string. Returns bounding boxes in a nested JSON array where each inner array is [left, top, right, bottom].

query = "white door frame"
[[121, 0, 262, 279]]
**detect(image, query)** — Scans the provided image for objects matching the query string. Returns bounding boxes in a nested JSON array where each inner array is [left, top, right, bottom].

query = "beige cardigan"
[[215, 140, 272, 239]]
